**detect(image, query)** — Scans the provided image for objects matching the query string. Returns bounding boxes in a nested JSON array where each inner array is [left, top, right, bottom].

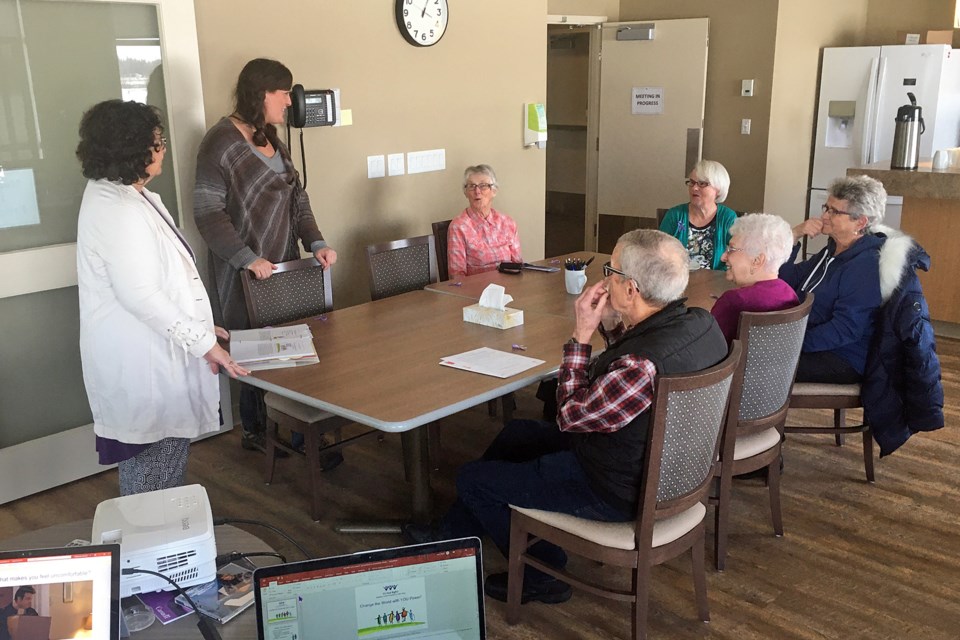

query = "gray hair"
[[729, 213, 795, 272], [617, 229, 689, 306], [463, 164, 498, 189], [827, 175, 886, 231], [691, 159, 731, 202]]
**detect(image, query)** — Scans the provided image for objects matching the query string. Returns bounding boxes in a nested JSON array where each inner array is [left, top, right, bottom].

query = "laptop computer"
[[0, 544, 121, 640], [254, 537, 485, 639]]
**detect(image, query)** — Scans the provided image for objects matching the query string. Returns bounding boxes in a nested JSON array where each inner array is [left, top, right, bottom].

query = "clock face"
[[395, 0, 448, 47]]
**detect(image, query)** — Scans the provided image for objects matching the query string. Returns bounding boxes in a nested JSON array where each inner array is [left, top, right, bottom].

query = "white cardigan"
[[77, 179, 220, 444]]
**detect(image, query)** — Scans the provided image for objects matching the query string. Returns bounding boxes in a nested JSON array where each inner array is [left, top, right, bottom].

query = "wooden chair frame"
[[786, 388, 874, 482], [432, 219, 452, 282], [506, 343, 743, 640], [712, 294, 813, 571]]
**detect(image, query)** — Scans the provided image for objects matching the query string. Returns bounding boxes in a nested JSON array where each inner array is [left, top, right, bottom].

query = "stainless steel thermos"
[[891, 92, 925, 170]]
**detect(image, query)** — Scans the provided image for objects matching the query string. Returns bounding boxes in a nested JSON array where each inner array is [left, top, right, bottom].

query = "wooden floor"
[[2, 339, 959, 639]]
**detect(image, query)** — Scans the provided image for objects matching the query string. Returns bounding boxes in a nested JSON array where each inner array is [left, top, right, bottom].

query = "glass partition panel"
[[0, 0, 177, 254]]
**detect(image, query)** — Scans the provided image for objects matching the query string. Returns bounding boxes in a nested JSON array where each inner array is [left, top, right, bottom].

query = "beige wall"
[[864, 0, 955, 45], [618, 0, 779, 214], [193, 0, 547, 307], [763, 0, 869, 225]]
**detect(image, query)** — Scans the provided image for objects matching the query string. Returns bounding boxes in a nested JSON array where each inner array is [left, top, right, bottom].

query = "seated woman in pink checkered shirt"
[[447, 164, 522, 277]]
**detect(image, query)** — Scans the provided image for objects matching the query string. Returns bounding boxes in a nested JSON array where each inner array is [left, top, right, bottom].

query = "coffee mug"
[[564, 268, 587, 295]]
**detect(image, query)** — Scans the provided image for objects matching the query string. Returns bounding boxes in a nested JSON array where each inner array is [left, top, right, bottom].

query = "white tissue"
[[478, 284, 513, 311]]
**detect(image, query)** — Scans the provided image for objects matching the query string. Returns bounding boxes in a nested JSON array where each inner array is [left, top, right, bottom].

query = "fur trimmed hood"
[[873, 225, 929, 302]]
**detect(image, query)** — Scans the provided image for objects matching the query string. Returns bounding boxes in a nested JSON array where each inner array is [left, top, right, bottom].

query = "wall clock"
[[395, 0, 448, 47]]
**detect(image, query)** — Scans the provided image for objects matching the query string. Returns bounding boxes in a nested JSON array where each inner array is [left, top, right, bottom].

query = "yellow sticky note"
[[340, 109, 353, 126]]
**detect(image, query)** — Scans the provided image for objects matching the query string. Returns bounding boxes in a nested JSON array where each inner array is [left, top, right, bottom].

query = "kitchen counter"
[[847, 160, 960, 324]]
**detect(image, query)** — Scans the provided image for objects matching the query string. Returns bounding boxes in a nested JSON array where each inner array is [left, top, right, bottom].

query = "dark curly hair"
[[76, 100, 162, 185], [233, 58, 293, 147]]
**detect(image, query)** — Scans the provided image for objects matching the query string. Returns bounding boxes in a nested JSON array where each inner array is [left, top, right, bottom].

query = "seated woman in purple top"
[[711, 213, 799, 344]]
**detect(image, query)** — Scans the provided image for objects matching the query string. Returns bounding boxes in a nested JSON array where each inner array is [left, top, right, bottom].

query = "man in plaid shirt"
[[406, 230, 728, 605]]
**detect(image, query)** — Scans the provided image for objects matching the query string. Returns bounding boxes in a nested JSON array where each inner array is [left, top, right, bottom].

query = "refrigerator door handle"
[[870, 56, 888, 164], [862, 57, 880, 165]]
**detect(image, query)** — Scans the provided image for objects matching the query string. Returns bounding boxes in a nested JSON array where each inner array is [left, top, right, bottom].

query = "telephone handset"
[[288, 85, 337, 128]]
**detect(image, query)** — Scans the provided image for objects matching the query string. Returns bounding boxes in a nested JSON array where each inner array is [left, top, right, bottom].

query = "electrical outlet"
[[741, 119, 751, 135]]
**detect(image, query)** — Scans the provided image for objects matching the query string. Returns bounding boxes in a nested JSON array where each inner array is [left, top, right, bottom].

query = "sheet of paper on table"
[[440, 347, 545, 378]]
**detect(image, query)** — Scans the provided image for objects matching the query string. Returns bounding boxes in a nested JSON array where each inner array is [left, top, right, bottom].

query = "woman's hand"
[[214, 326, 230, 341], [314, 247, 338, 269], [247, 257, 277, 280], [792, 218, 823, 242], [204, 343, 250, 378], [572, 281, 609, 344]]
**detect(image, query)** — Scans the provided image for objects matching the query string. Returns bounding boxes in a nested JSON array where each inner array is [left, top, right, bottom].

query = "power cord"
[[215, 550, 286, 567], [121, 568, 221, 640], [213, 517, 310, 559]]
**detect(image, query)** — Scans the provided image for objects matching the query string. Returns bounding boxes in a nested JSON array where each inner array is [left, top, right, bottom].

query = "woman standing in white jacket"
[[76, 100, 248, 495]]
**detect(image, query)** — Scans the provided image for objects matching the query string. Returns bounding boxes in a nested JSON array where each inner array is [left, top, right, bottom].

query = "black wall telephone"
[[288, 85, 337, 128]]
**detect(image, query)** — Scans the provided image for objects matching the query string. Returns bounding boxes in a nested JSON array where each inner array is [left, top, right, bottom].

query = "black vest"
[[571, 300, 728, 515]]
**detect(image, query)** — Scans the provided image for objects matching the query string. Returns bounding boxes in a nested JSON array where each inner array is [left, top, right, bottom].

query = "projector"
[[92, 484, 217, 597]]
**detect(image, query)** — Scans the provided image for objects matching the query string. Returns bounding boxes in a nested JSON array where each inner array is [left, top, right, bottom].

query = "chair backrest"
[[365, 235, 439, 301], [432, 219, 452, 282], [240, 257, 332, 328], [655, 208, 668, 228], [634, 342, 742, 540], [735, 293, 813, 424]]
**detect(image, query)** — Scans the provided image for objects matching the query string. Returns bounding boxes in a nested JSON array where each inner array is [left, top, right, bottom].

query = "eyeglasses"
[[152, 136, 167, 152], [464, 183, 494, 192], [725, 245, 744, 254], [821, 203, 854, 217], [602, 261, 632, 280], [684, 179, 711, 188]]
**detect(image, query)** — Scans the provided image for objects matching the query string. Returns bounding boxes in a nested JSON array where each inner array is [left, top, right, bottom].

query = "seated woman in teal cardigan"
[[659, 159, 737, 270]]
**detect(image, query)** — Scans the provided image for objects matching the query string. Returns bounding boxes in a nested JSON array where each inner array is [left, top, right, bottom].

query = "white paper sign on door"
[[632, 87, 663, 115]]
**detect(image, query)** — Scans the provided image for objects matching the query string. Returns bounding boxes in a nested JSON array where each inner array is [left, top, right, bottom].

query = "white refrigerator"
[[807, 44, 960, 254]]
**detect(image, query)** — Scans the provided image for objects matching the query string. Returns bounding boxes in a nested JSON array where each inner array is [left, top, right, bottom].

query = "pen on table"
[[447, 281, 462, 287], [584, 257, 595, 268], [511, 344, 527, 351]]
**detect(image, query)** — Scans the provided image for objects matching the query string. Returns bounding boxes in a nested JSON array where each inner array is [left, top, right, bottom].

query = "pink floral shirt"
[[446, 207, 522, 277]]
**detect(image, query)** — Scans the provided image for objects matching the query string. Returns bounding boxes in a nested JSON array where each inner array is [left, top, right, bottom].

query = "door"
[[595, 18, 708, 247], [811, 47, 880, 189]]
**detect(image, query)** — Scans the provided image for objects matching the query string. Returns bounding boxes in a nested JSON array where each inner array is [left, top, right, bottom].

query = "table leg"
[[402, 426, 433, 524], [333, 425, 434, 533]]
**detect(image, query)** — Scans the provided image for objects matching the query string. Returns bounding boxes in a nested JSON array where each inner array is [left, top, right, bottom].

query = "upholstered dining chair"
[[241, 257, 372, 521], [365, 235, 439, 301], [785, 384, 874, 482], [505, 343, 743, 640], [712, 294, 813, 571], [431, 219, 451, 282]]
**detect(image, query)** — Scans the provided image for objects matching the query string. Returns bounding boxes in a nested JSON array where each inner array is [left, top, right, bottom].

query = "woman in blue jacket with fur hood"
[[779, 175, 890, 383]]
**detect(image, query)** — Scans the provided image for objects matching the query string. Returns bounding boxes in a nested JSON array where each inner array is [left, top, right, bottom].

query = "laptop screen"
[[254, 537, 485, 640], [0, 544, 120, 640]]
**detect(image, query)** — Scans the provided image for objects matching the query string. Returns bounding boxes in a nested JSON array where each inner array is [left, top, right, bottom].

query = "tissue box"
[[463, 304, 524, 329]]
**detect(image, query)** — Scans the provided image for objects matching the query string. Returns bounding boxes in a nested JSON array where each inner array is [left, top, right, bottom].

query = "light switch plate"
[[388, 153, 405, 176], [367, 155, 385, 179], [741, 119, 751, 135], [741, 79, 754, 97]]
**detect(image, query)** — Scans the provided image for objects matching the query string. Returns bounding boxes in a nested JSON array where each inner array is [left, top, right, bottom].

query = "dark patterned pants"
[[118, 437, 190, 496]]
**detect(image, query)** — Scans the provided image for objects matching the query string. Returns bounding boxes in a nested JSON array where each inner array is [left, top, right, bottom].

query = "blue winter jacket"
[[861, 235, 944, 456], [779, 233, 885, 374]]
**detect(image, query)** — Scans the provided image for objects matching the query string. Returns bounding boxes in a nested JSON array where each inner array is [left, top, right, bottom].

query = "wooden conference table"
[[241, 251, 732, 523], [0, 521, 277, 640]]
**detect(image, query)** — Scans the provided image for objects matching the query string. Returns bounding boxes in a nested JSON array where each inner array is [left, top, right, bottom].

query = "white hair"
[[617, 229, 689, 306], [729, 213, 794, 273], [828, 175, 886, 232], [691, 159, 730, 202], [462, 164, 498, 189]]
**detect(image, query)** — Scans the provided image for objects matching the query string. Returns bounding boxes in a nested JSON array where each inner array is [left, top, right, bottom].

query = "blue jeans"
[[440, 419, 631, 581]]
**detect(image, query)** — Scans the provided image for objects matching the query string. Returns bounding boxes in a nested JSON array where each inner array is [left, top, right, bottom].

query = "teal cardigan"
[[659, 203, 737, 270]]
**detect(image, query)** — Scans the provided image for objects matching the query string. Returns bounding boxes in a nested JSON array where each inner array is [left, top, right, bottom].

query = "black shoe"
[[401, 522, 444, 546], [483, 572, 572, 604], [241, 431, 288, 457]]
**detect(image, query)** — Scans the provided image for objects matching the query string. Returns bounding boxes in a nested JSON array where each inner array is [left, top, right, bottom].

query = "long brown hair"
[[233, 58, 292, 147]]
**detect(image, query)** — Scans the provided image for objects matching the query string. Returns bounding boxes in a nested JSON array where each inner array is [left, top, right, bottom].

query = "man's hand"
[[314, 247, 338, 269], [572, 281, 609, 344], [792, 218, 823, 242], [246, 257, 277, 280]]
